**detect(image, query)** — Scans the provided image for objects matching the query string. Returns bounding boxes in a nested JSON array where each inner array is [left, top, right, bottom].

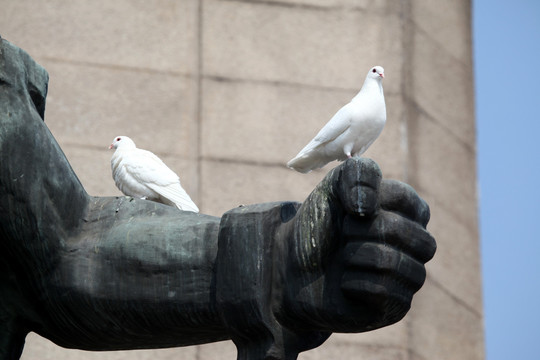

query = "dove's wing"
[[311, 104, 354, 144], [122, 149, 178, 186], [123, 149, 199, 212], [146, 182, 200, 212], [294, 103, 354, 157]]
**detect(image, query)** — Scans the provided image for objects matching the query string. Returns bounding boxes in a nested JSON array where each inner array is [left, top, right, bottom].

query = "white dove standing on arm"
[[109, 136, 199, 213], [287, 66, 386, 173]]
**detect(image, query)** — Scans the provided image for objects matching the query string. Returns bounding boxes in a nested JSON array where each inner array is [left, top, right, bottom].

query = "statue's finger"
[[342, 211, 436, 264], [379, 180, 430, 227], [336, 158, 382, 217], [339, 211, 435, 316], [342, 241, 427, 293]]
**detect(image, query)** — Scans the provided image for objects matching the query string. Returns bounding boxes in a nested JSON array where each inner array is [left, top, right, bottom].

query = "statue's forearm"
[[37, 196, 229, 350]]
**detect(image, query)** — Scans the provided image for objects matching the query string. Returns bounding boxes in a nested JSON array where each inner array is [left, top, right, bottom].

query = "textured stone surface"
[[43, 61, 198, 156], [420, 192, 482, 311], [0, 0, 199, 74], [411, 0, 472, 62], [407, 112, 477, 223], [195, 341, 238, 360], [199, 160, 326, 216], [20, 334, 198, 360], [410, 30, 476, 146], [299, 338, 408, 360], [407, 278, 484, 360], [249, 0, 391, 9], [202, 1, 402, 92]]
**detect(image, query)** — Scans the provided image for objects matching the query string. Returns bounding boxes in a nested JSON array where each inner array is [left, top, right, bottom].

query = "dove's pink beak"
[[380, 73, 384, 78], [108, 144, 113, 149]]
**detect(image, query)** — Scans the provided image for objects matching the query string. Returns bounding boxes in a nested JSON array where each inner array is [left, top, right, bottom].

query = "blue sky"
[[474, 0, 540, 359]]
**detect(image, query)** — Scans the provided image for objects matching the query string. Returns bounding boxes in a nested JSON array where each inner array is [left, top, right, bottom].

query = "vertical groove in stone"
[[399, 1, 413, 359], [399, 0, 412, 186], [195, 3, 205, 354], [195, 0, 204, 210]]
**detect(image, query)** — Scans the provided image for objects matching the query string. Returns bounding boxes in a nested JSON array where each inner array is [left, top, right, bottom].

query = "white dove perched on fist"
[[109, 136, 199, 213], [287, 66, 386, 173]]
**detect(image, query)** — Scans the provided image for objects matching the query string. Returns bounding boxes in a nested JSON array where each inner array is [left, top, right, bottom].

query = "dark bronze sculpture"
[[0, 37, 436, 360]]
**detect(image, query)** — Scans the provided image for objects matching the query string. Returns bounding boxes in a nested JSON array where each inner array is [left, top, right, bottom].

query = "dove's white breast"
[[348, 92, 386, 156]]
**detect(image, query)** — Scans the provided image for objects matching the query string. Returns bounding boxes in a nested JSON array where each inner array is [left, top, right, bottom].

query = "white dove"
[[287, 65, 386, 173], [109, 136, 199, 213]]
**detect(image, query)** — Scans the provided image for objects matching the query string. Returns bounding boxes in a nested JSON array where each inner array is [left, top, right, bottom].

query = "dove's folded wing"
[[294, 104, 353, 157], [146, 182, 199, 213], [122, 150, 199, 212], [123, 149, 178, 186]]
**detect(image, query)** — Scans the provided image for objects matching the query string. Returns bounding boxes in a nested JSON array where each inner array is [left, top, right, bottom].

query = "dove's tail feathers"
[[148, 183, 199, 213], [287, 154, 330, 173], [175, 201, 200, 213]]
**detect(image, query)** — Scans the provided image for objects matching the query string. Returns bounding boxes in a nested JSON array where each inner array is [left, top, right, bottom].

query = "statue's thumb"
[[335, 158, 382, 218], [290, 158, 382, 272]]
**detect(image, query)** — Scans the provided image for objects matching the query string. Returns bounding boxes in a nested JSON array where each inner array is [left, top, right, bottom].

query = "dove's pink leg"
[[344, 144, 353, 159]]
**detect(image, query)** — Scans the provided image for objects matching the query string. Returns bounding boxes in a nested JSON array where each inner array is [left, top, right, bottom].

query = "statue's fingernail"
[[355, 186, 378, 216]]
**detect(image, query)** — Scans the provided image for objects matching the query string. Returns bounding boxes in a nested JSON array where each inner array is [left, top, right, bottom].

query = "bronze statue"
[[0, 37, 435, 360]]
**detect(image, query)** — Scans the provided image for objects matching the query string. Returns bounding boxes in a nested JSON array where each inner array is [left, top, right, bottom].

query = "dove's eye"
[[116, 137, 121, 141], [372, 69, 377, 73]]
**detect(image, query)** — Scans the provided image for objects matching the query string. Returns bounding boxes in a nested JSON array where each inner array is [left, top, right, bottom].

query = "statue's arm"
[[38, 196, 230, 350]]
